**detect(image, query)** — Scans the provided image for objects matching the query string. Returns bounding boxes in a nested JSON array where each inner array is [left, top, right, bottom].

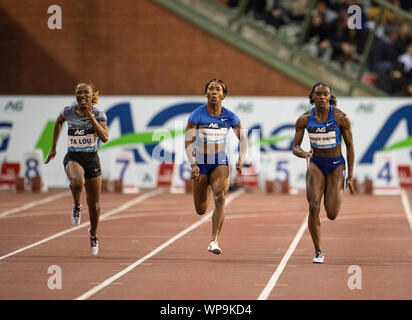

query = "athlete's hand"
[[306, 149, 313, 167], [236, 159, 243, 173], [44, 148, 56, 164], [346, 176, 356, 195], [86, 104, 94, 119], [191, 163, 200, 180]]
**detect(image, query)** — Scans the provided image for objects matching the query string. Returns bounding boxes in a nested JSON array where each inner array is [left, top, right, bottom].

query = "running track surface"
[[0, 187, 411, 300]]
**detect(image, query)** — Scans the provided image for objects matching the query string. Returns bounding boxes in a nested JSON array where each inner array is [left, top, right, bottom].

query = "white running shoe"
[[71, 204, 81, 226], [88, 228, 99, 256], [312, 252, 324, 263], [208, 241, 222, 255]]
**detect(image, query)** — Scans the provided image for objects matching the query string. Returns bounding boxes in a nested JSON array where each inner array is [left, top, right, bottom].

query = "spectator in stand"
[[405, 83, 412, 95], [323, 6, 368, 68], [227, 0, 267, 21], [265, 0, 291, 29], [375, 62, 405, 95], [227, 0, 240, 8], [303, 11, 332, 61], [368, 0, 402, 26], [398, 43, 412, 83], [315, 0, 338, 24], [395, 22, 412, 56], [400, 0, 412, 12], [374, 41, 412, 95], [251, 0, 267, 20], [399, 43, 412, 72], [369, 25, 399, 73], [288, 0, 311, 22]]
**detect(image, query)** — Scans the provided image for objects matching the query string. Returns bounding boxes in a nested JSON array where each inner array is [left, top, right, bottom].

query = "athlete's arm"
[[340, 115, 356, 194], [87, 106, 109, 143], [233, 123, 247, 173], [93, 119, 109, 143], [44, 114, 65, 164], [185, 121, 199, 179], [292, 114, 312, 161]]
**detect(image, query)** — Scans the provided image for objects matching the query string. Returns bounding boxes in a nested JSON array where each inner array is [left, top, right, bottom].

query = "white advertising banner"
[[0, 96, 411, 188]]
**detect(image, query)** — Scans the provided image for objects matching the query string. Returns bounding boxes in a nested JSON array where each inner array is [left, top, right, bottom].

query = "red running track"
[[0, 187, 411, 300]]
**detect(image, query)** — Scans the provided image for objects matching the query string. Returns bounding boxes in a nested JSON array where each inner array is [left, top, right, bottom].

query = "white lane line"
[[0, 188, 165, 261], [0, 191, 71, 218], [400, 189, 412, 230], [257, 213, 308, 300], [75, 188, 245, 300]]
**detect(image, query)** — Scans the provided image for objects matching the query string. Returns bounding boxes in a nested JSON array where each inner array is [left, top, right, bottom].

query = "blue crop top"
[[306, 106, 342, 149], [188, 104, 240, 145]]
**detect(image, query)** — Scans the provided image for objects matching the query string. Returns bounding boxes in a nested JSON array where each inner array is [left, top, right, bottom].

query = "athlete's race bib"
[[198, 123, 227, 144], [67, 126, 98, 152], [307, 126, 337, 149]]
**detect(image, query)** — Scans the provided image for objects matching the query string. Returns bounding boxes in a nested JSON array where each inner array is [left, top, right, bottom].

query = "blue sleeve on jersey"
[[188, 109, 200, 125], [231, 112, 240, 128]]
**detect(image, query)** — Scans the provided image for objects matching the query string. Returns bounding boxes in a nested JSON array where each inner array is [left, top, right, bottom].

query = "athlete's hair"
[[76, 80, 99, 105], [308, 82, 337, 106], [204, 78, 228, 98]]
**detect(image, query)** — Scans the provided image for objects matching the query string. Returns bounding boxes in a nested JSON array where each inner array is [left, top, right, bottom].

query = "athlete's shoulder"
[[92, 105, 104, 112], [92, 106, 107, 121], [333, 106, 349, 126], [333, 106, 347, 118], [191, 104, 206, 114], [222, 106, 240, 126], [221, 106, 238, 117], [60, 105, 75, 119], [188, 104, 205, 124], [295, 110, 311, 128], [63, 105, 75, 112], [298, 109, 311, 120]]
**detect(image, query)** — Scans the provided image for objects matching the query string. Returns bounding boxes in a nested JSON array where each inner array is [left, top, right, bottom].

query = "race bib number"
[[198, 125, 227, 144], [67, 127, 97, 152], [308, 126, 337, 149]]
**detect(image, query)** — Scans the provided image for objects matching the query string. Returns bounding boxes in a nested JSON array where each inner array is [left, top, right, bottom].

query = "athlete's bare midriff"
[[312, 144, 342, 158], [196, 141, 226, 155]]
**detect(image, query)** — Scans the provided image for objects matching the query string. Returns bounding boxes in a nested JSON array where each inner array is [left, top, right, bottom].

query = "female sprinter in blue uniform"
[[45, 80, 109, 255], [185, 79, 247, 254], [293, 82, 355, 263]]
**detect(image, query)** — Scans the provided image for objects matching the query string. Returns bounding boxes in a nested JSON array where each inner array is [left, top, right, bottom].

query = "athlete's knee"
[[70, 178, 84, 190], [326, 209, 339, 220], [308, 199, 321, 213], [87, 199, 100, 212], [87, 197, 100, 211], [195, 206, 207, 215], [214, 191, 226, 207]]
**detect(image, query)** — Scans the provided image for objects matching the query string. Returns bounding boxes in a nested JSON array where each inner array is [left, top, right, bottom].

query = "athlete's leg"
[[84, 176, 101, 236], [66, 161, 85, 206], [306, 162, 325, 253], [192, 174, 212, 215], [324, 164, 345, 221], [209, 165, 230, 242]]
